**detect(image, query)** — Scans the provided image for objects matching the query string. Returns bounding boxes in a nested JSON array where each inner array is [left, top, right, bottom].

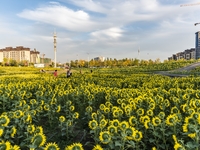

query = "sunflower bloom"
[[92, 144, 103, 150], [56, 105, 61, 113], [107, 125, 117, 134], [100, 119, 107, 128], [0, 115, 10, 126], [152, 117, 161, 126], [44, 142, 60, 150], [188, 133, 196, 139], [129, 116, 137, 126], [0, 140, 11, 150], [89, 120, 98, 130], [10, 145, 21, 150], [133, 130, 143, 142], [174, 142, 185, 150], [73, 112, 79, 119], [110, 119, 120, 127], [125, 127, 135, 140], [166, 114, 176, 126], [65, 142, 84, 150], [27, 125, 35, 134], [59, 116, 66, 123], [31, 133, 46, 147], [11, 126, 17, 138], [99, 131, 111, 144], [136, 108, 144, 116], [0, 128, 3, 137], [120, 121, 129, 131]]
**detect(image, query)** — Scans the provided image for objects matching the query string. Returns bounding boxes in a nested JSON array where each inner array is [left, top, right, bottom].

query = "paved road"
[[155, 61, 200, 77], [174, 62, 200, 71]]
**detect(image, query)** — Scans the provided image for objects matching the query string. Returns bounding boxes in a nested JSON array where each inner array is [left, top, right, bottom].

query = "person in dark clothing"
[[67, 69, 71, 78]]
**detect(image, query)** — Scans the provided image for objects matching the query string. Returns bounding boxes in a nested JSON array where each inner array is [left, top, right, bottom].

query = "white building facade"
[[0, 46, 40, 63]]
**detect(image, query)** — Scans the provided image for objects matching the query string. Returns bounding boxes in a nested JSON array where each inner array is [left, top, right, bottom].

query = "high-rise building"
[[195, 31, 200, 59]]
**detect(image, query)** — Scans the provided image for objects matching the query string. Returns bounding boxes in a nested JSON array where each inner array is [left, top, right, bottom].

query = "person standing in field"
[[67, 69, 71, 78], [54, 70, 58, 77]]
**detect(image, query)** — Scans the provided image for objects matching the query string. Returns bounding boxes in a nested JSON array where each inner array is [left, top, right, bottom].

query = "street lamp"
[[76, 54, 78, 68], [87, 53, 89, 68]]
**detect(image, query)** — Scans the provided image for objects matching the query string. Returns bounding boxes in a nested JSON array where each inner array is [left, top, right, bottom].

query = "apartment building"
[[168, 48, 195, 60], [0, 46, 40, 63], [94, 56, 105, 61]]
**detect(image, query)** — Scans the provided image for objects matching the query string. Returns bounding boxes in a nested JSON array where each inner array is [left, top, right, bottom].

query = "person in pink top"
[[54, 70, 58, 77]]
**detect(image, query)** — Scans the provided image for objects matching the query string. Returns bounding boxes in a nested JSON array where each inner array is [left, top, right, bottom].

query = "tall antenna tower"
[[53, 31, 57, 68]]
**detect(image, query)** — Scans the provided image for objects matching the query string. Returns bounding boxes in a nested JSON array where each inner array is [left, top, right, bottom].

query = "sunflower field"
[[0, 61, 200, 150]]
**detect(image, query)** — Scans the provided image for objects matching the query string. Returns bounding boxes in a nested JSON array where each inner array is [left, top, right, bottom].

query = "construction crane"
[[180, 2, 200, 7], [195, 22, 200, 26], [180, 2, 200, 26]]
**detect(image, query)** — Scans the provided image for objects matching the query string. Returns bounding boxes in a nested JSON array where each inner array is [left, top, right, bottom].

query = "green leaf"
[[149, 138, 155, 143], [128, 140, 135, 147], [115, 141, 122, 147], [108, 142, 115, 149], [185, 141, 197, 149]]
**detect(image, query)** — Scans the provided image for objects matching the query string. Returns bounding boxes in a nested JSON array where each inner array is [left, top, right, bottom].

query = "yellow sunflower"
[[30, 99, 37, 105], [44, 104, 50, 111], [0, 128, 3, 137], [99, 104, 105, 111], [44, 142, 60, 150], [99, 131, 111, 144], [136, 108, 144, 116], [10, 126, 17, 138], [89, 120, 98, 130], [10, 145, 21, 150], [120, 121, 129, 131], [129, 116, 137, 126], [73, 112, 79, 119], [188, 133, 196, 139], [92, 144, 103, 150], [91, 113, 97, 120], [146, 109, 154, 116], [59, 116, 66, 123], [112, 110, 120, 118], [171, 106, 180, 114], [31, 133, 46, 147], [0, 141, 11, 150], [56, 105, 61, 113], [152, 117, 161, 126], [174, 142, 185, 150], [65, 142, 84, 150], [107, 125, 117, 134], [166, 114, 176, 126], [158, 112, 165, 119], [125, 127, 135, 140], [133, 130, 143, 142], [111, 119, 120, 127], [103, 107, 110, 114], [0, 115, 10, 126], [70, 106, 75, 111], [35, 126, 44, 134], [100, 119, 107, 128], [86, 106, 92, 112]]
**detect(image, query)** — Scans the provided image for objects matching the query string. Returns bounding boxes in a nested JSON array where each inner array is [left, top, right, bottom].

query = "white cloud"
[[90, 27, 123, 39], [17, 2, 96, 32]]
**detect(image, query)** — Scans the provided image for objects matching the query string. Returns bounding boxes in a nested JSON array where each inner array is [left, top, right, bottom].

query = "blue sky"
[[0, 0, 200, 63]]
